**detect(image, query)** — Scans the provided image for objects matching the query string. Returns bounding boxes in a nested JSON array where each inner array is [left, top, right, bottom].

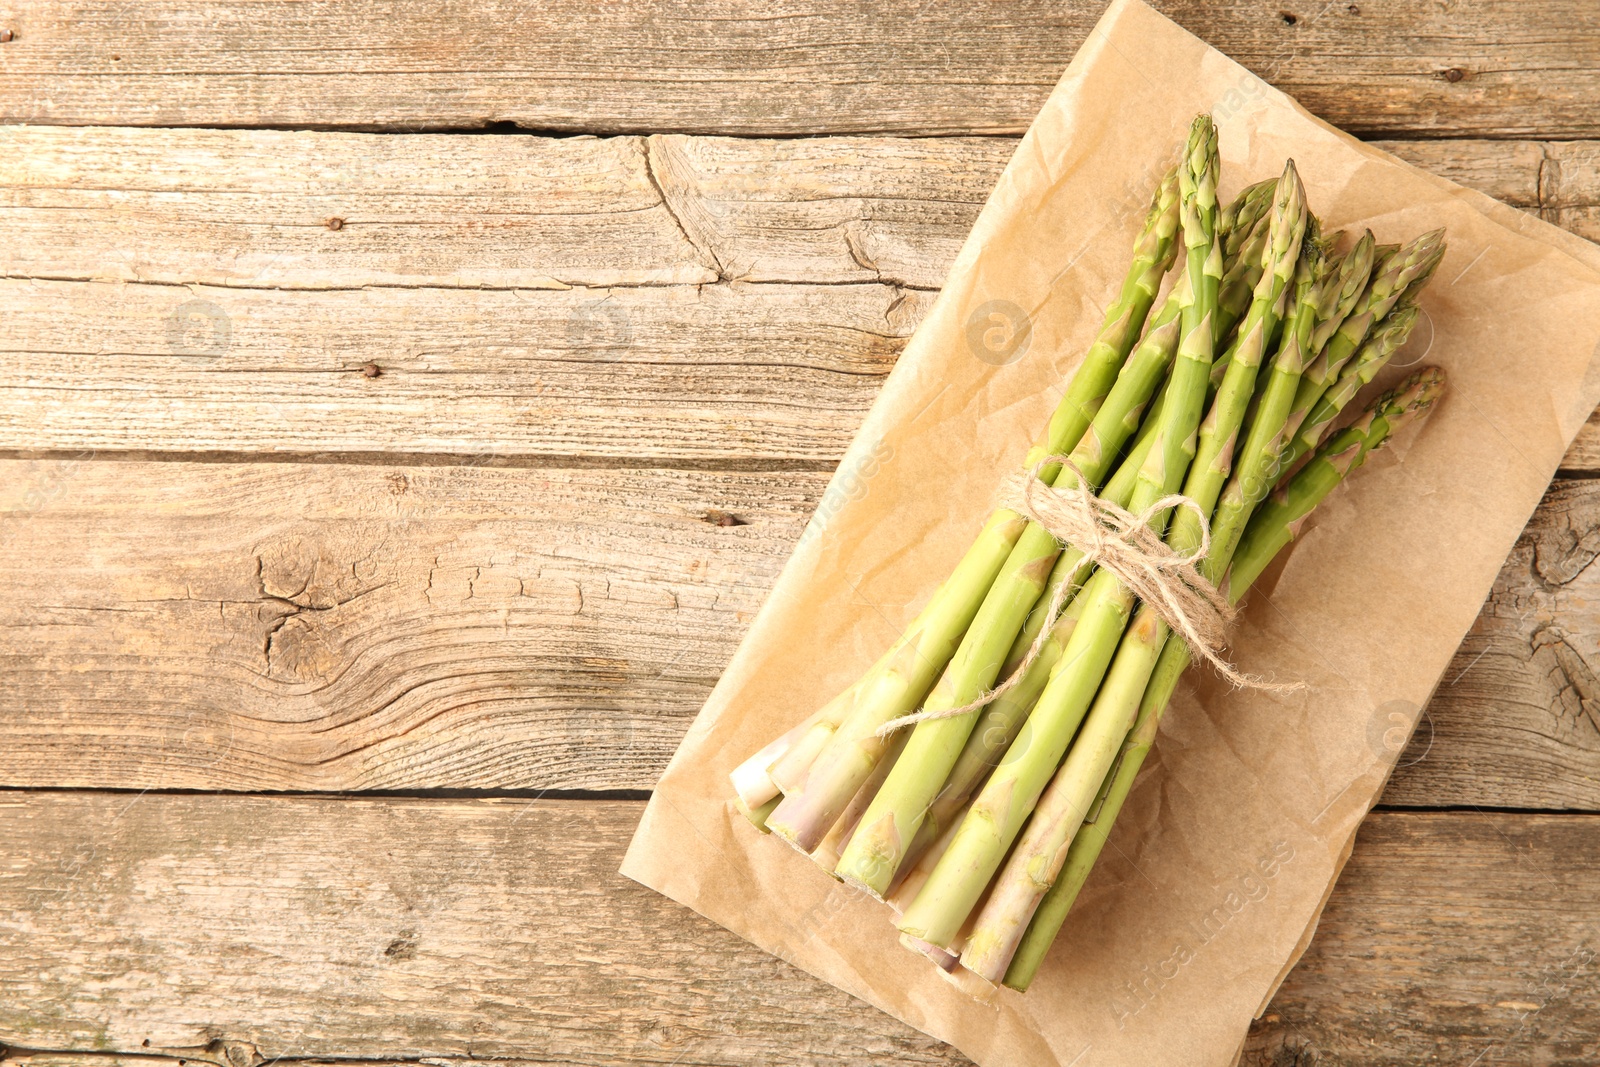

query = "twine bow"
[[877, 457, 1296, 738]]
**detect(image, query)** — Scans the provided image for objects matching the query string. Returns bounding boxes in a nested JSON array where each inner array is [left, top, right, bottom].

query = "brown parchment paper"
[[621, 2, 1600, 1063]]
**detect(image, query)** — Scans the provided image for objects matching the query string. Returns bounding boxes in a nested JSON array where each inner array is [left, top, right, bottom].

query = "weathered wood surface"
[[0, 19, 1597, 1061], [2, 795, 1595, 1067], [0, 461, 807, 791], [5, 126, 1600, 465], [1243, 814, 1600, 1067], [0, 126, 1006, 290], [0, 276, 928, 463], [3, 456, 1597, 810], [3, 2, 1600, 139], [0, 794, 966, 1067], [1380, 479, 1600, 812]]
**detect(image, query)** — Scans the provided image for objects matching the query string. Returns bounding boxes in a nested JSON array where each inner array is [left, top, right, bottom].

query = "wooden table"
[[2, 3, 1598, 1065]]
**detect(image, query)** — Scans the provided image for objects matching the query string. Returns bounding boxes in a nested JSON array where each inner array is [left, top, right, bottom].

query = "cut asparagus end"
[[733, 795, 782, 834]]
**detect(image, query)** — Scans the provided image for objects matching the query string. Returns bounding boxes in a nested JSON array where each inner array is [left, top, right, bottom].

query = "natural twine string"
[[876, 457, 1297, 738]]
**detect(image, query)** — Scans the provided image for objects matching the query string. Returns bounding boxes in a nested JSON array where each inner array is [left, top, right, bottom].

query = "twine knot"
[[876, 457, 1296, 738]]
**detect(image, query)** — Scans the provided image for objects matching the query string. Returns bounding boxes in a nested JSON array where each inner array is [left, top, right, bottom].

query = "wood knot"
[[325, 216, 345, 230], [361, 362, 381, 378], [1442, 67, 1465, 83], [704, 509, 747, 527], [384, 932, 418, 959], [217, 1041, 264, 1067], [1279, 10, 1298, 25]]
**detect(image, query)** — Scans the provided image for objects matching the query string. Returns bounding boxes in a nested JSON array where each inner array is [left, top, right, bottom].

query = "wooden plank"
[[0, 276, 927, 462], [0, 126, 984, 462], [1376, 139, 1543, 211], [0, 461, 815, 792], [2, 3, 1600, 138], [3, 457, 1598, 810], [0, 125, 1009, 291], [6, 126, 1600, 465], [1, 795, 1595, 1065], [0, 794, 969, 1066]]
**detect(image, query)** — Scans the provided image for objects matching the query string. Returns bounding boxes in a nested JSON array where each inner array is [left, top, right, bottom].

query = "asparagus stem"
[[739, 689, 856, 803], [958, 162, 1308, 981], [896, 115, 1225, 948], [1210, 186, 1314, 396], [732, 712, 812, 808], [885, 355, 1205, 885], [972, 239, 1324, 985], [989, 275, 1192, 686], [999, 367, 1447, 991], [887, 803, 967, 910], [764, 159, 1185, 854], [764, 656, 874, 797], [884, 587, 1093, 888], [811, 729, 909, 873], [901, 932, 961, 972], [763, 507, 1029, 850], [1176, 162, 1307, 559], [905, 336, 1216, 878], [1022, 169, 1186, 478]]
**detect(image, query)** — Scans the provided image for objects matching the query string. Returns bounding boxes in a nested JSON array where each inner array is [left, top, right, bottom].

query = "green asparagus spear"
[[1217, 208, 1273, 340], [892, 206, 1309, 884], [1233, 366, 1447, 590], [879, 358, 1190, 886], [1205, 234, 1372, 580], [1173, 162, 1308, 564], [1219, 178, 1277, 249]]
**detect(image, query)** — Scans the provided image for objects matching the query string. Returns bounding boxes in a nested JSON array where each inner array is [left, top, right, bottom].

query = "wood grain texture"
[[0, 276, 924, 462], [0, 461, 814, 791], [0, 128, 1554, 293], [0, 794, 969, 1066], [1243, 813, 1600, 1066], [2, 2, 1600, 138], [0, 126, 1009, 291], [0, 6, 1592, 1064], [1378, 480, 1600, 812], [2, 456, 1597, 810], [1, 794, 1595, 1066], [5, 126, 1600, 466]]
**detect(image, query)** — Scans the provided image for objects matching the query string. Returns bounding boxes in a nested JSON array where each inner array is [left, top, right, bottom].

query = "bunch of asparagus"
[[729, 114, 1448, 995]]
